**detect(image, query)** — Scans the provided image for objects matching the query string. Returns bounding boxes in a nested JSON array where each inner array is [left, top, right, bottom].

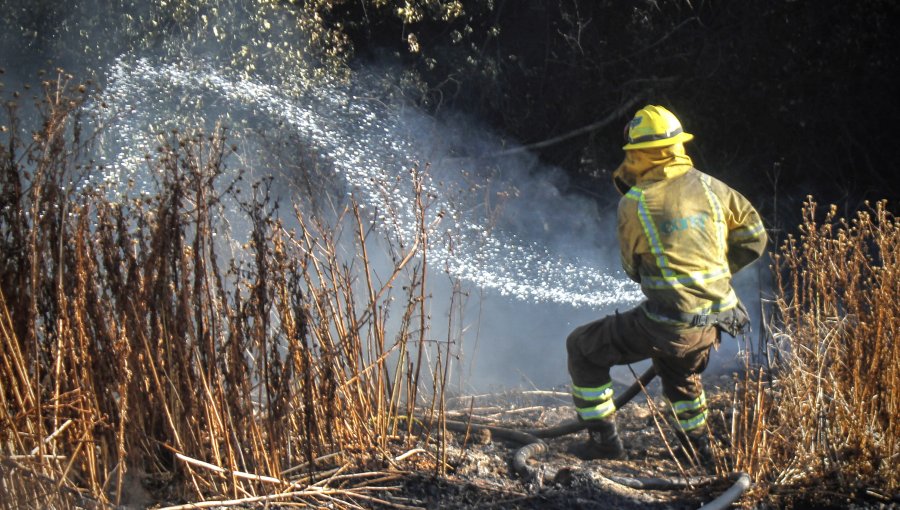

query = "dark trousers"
[[566, 304, 718, 430]]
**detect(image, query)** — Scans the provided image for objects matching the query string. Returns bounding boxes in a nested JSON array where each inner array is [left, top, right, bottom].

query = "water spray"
[[96, 57, 643, 310], [92, 57, 747, 507]]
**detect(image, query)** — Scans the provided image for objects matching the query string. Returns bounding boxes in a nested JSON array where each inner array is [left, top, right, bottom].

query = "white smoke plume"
[[2, 3, 766, 389]]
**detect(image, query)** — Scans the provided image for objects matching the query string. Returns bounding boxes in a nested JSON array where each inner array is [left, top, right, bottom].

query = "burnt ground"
[[381, 375, 900, 510], [133, 372, 899, 509], [379, 374, 746, 510]]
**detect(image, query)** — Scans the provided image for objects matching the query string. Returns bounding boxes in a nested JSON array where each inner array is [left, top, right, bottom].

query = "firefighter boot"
[[570, 417, 626, 460], [678, 427, 714, 468]]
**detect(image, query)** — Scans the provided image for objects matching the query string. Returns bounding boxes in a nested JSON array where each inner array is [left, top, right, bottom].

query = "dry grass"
[[1, 73, 453, 508], [733, 198, 899, 505], [9, 72, 897, 510]]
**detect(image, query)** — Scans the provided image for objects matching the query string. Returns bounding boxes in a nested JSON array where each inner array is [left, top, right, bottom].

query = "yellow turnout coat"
[[612, 143, 767, 324]]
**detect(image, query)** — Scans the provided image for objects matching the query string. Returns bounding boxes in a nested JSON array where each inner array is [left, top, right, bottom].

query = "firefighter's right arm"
[[721, 187, 768, 274]]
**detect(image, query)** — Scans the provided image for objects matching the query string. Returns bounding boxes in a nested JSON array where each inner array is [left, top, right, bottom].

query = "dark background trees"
[[3, 0, 897, 228], [333, 0, 900, 227]]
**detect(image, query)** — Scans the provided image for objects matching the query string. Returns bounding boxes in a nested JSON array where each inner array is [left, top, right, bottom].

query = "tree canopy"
[[3, 0, 897, 223], [332, 0, 900, 222]]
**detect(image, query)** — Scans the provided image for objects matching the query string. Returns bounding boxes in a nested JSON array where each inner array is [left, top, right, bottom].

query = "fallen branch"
[[175, 452, 282, 485]]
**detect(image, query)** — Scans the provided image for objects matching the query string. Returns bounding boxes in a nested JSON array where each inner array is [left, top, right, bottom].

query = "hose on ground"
[[439, 366, 751, 508], [698, 472, 751, 510]]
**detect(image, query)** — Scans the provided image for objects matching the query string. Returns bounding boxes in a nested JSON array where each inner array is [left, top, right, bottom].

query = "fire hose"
[[439, 366, 751, 510]]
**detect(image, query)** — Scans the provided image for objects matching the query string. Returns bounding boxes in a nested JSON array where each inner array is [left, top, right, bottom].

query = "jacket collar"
[[612, 142, 693, 193]]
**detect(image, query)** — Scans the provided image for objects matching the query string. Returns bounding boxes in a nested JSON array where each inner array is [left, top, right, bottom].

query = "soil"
[[375, 374, 747, 510], [138, 374, 899, 509]]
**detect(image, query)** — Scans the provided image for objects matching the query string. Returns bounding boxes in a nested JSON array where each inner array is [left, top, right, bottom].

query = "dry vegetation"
[[2, 72, 899, 510], [734, 199, 899, 505], [0, 74, 455, 508]]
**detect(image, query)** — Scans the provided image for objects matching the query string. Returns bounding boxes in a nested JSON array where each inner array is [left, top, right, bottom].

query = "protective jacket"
[[612, 144, 767, 324]]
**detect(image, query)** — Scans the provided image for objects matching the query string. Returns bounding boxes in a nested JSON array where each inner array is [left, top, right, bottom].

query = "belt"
[[643, 302, 733, 327]]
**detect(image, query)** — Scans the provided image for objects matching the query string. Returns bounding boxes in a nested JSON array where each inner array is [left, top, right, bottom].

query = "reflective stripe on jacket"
[[617, 167, 767, 319]]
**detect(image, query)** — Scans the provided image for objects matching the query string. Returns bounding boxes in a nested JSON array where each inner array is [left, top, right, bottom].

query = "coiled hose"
[[440, 366, 751, 510]]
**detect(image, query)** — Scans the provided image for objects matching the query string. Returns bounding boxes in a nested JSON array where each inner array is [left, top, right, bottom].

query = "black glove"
[[718, 300, 750, 337]]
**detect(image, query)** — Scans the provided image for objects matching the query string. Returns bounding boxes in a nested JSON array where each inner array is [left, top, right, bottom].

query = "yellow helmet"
[[622, 105, 694, 150]]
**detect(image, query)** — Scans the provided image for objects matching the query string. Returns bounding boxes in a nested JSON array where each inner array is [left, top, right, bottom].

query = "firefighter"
[[566, 105, 767, 463]]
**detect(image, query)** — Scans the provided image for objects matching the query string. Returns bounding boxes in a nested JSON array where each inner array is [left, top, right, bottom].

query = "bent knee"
[[566, 326, 587, 357]]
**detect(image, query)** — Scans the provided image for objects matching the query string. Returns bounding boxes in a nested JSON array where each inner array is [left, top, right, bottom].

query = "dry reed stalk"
[[1, 73, 456, 507], [734, 198, 899, 504]]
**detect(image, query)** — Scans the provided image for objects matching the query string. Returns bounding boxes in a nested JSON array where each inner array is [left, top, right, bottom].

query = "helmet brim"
[[622, 131, 694, 151]]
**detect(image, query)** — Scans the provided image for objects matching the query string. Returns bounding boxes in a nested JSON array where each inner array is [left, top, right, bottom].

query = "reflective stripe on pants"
[[566, 305, 717, 426]]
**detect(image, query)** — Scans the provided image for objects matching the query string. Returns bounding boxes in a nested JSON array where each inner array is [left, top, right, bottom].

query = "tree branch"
[[485, 95, 644, 158]]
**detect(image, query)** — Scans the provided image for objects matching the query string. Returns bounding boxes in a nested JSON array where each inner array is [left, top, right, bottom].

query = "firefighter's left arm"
[[721, 186, 768, 274]]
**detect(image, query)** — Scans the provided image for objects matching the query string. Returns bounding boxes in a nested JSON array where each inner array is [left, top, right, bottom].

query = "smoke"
[[88, 56, 644, 388], [0, 3, 768, 392]]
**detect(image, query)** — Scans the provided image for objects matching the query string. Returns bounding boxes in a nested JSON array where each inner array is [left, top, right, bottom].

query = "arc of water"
[[98, 57, 642, 309]]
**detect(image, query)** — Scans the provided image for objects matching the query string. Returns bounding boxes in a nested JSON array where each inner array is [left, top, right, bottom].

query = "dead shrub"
[[733, 198, 899, 505], [1, 72, 452, 508]]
